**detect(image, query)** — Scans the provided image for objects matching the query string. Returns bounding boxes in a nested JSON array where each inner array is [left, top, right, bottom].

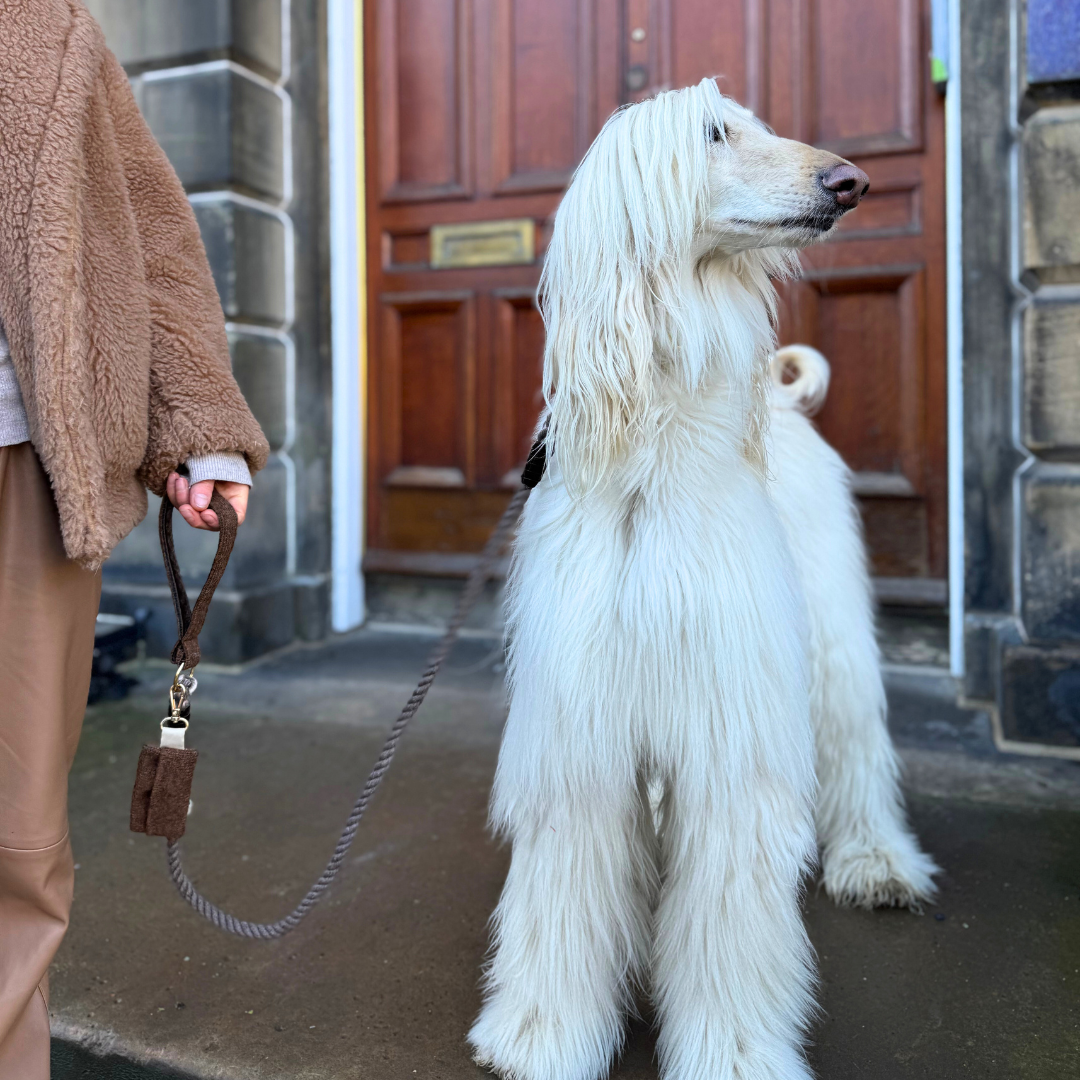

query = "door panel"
[[810, 0, 921, 154], [669, 0, 751, 105], [491, 0, 595, 192], [768, 0, 947, 580], [493, 291, 548, 483], [783, 268, 925, 480], [364, 0, 947, 585], [387, 292, 474, 481], [377, 0, 471, 201]]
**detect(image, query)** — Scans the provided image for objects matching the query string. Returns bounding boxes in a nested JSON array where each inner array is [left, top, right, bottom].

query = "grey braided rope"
[[165, 486, 530, 939]]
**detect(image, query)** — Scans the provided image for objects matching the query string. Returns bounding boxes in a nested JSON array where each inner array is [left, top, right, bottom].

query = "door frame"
[[329, 0, 366, 632], [945, 0, 964, 677], [327, 0, 967, 668]]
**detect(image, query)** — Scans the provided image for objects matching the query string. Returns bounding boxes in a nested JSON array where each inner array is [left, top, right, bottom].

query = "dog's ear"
[[536, 77, 733, 493], [537, 90, 699, 493], [534, 98, 666, 493], [540, 266, 653, 494]]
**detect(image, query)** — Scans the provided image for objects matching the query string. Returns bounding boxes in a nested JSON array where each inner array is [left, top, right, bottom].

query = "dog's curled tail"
[[770, 344, 831, 416]]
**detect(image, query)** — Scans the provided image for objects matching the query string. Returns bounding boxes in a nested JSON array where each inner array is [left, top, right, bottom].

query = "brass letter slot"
[[430, 219, 535, 269]]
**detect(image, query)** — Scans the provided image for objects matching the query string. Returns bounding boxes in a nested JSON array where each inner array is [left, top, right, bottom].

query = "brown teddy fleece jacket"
[[0, 0, 269, 568]]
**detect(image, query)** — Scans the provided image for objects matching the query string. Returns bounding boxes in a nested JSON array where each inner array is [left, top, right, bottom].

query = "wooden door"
[[363, 0, 947, 593], [768, 0, 947, 596], [364, 0, 615, 573]]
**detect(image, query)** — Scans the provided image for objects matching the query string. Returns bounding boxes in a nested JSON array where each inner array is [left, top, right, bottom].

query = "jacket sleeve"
[[101, 52, 269, 495]]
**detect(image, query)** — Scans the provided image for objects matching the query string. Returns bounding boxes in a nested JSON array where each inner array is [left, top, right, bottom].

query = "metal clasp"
[[168, 662, 198, 718], [163, 663, 198, 748]]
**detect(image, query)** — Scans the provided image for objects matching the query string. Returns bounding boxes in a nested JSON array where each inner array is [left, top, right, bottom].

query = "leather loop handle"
[[159, 489, 239, 668]]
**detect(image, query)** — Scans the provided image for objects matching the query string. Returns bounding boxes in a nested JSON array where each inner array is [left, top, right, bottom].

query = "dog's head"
[[703, 96, 868, 253], [540, 79, 867, 493]]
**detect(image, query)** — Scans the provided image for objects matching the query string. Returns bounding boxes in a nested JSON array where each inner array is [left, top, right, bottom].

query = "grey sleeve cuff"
[[185, 451, 253, 487]]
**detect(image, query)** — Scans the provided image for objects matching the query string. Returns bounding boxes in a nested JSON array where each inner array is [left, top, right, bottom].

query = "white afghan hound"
[[469, 79, 938, 1080]]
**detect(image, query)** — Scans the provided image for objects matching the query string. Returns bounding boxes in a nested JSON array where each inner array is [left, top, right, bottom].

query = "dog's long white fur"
[[768, 345, 938, 913], [469, 80, 937, 1080]]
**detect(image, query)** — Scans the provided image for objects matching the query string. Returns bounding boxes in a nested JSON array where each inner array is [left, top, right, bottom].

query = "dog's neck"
[[637, 248, 781, 470], [542, 219, 792, 497]]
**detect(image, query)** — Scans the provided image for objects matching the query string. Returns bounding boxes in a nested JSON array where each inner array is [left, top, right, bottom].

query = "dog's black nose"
[[820, 163, 870, 209]]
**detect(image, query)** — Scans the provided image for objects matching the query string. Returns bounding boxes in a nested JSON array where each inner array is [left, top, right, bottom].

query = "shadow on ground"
[[52, 631, 1080, 1079]]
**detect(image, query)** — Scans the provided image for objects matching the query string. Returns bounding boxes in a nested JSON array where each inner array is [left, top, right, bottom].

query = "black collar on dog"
[[521, 425, 548, 489]]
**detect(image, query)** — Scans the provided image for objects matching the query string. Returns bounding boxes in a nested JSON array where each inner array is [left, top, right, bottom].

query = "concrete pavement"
[[51, 630, 1080, 1079]]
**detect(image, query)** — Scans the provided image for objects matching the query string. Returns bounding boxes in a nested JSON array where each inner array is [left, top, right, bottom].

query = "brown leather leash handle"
[[130, 489, 239, 845], [158, 489, 238, 668], [161, 485, 531, 939]]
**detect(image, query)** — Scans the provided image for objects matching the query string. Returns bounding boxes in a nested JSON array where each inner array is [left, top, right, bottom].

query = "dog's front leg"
[[653, 766, 816, 1080], [469, 774, 657, 1080]]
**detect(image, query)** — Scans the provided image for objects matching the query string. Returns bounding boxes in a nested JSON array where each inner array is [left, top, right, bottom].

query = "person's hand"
[[166, 472, 249, 531]]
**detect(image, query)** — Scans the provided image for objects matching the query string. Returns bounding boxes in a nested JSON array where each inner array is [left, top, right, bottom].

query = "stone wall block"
[[1024, 106, 1080, 273], [1000, 642, 1080, 748], [1023, 293, 1080, 458], [293, 578, 330, 642], [113, 456, 289, 596], [226, 584, 296, 661], [100, 583, 295, 664], [141, 69, 283, 198], [232, 0, 284, 76], [230, 332, 288, 451], [224, 454, 290, 590], [85, 0, 282, 75], [194, 201, 287, 323], [100, 502, 161, 582], [1020, 464, 1080, 640]]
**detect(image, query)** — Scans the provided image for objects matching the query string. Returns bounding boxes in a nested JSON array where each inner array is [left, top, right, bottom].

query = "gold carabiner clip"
[[168, 661, 188, 719]]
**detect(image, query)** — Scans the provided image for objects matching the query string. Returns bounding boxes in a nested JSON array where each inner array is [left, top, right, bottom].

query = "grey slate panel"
[[1024, 294, 1080, 459], [1021, 463, 1080, 641], [141, 68, 283, 199], [193, 200, 288, 323], [230, 331, 289, 451], [85, 0, 282, 75]]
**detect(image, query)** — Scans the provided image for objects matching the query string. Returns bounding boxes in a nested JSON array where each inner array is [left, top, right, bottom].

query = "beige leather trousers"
[[0, 442, 100, 1078]]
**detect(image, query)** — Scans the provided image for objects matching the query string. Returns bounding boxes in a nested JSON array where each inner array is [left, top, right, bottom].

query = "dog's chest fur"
[[512, 383, 789, 642]]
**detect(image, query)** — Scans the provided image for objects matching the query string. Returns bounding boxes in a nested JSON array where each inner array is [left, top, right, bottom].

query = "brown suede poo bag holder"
[[130, 744, 199, 840], [129, 491, 238, 842]]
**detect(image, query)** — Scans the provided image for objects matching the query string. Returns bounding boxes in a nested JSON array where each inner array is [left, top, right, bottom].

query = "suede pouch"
[[130, 744, 198, 841]]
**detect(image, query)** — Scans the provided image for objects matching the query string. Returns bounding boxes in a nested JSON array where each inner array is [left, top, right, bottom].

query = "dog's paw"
[[469, 1001, 618, 1080], [659, 1032, 813, 1080], [821, 833, 940, 911]]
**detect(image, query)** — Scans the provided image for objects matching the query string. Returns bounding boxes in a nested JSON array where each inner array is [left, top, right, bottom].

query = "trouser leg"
[[0, 442, 101, 1079]]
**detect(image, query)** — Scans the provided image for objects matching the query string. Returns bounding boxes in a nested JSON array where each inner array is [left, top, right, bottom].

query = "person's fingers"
[[174, 479, 250, 531], [189, 479, 216, 511], [176, 474, 191, 507], [219, 482, 249, 526], [177, 503, 206, 530], [166, 471, 189, 508]]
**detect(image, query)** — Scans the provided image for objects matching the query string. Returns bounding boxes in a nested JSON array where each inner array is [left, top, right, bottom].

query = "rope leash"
[[135, 485, 530, 939]]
